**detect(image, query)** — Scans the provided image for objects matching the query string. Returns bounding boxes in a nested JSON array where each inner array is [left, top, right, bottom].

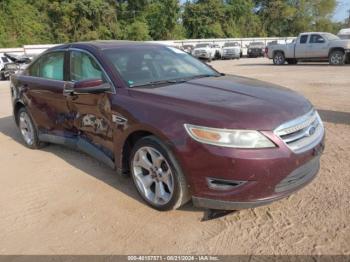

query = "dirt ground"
[[0, 58, 349, 255]]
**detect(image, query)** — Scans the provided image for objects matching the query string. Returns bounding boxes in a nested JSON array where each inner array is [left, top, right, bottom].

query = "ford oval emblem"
[[307, 126, 316, 136]]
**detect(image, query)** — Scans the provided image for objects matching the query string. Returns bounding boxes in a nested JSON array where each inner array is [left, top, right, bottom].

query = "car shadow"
[[0, 115, 201, 213], [318, 109, 350, 126]]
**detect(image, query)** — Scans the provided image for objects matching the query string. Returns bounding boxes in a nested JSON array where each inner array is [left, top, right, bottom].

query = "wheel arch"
[[13, 101, 25, 125], [328, 47, 345, 57], [273, 50, 285, 57], [118, 127, 179, 175]]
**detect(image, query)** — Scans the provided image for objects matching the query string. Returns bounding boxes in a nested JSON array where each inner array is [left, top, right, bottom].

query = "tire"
[[273, 52, 285, 65], [129, 136, 190, 211], [329, 50, 345, 65], [17, 107, 46, 149], [0, 72, 5, 81]]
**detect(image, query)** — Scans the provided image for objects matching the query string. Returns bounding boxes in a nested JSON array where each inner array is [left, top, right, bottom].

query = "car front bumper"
[[173, 130, 325, 210], [192, 154, 320, 210], [222, 53, 240, 59]]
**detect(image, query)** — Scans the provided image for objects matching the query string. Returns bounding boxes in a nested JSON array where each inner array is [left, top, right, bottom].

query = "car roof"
[[47, 40, 164, 52], [300, 32, 329, 35]]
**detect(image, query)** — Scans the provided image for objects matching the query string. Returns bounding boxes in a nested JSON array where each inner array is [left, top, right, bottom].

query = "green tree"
[[0, 0, 51, 47], [183, 0, 226, 38], [146, 0, 184, 40]]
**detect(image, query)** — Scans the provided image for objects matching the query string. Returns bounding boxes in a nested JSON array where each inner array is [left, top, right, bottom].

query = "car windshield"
[[224, 43, 239, 47], [195, 43, 210, 48], [323, 33, 340, 41], [103, 46, 219, 87]]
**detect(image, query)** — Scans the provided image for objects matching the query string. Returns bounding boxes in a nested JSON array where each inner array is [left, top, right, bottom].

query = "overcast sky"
[[333, 0, 350, 22]]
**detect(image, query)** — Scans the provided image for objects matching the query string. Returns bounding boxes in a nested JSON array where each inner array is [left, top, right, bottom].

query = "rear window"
[[1, 57, 9, 63], [300, 35, 308, 44]]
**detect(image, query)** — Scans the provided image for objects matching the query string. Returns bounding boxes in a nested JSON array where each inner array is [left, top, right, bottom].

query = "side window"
[[70, 51, 105, 82], [310, 34, 325, 44], [28, 52, 64, 81], [300, 35, 308, 44]]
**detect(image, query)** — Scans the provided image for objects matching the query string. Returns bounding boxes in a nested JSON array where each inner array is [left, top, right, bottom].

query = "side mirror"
[[65, 79, 111, 95]]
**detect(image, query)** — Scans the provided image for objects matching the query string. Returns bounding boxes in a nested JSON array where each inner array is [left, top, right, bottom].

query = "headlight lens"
[[184, 124, 276, 148]]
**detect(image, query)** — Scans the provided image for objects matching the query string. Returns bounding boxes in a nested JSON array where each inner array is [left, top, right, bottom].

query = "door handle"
[[63, 82, 75, 96]]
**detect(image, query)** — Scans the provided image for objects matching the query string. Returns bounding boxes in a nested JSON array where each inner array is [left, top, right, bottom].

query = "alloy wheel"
[[274, 54, 284, 65], [132, 146, 174, 206], [330, 53, 343, 65], [19, 111, 35, 146]]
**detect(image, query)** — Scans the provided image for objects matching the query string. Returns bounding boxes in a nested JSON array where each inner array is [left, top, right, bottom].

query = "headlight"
[[184, 124, 276, 148]]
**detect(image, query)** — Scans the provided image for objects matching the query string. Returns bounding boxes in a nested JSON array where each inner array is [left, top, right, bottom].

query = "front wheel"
[[130, 136, 190, 211], [329, 50, 345, 65], [273, 52, 285, 65]]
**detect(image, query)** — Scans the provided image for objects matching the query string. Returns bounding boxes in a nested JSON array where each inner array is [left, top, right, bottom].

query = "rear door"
[[66, 49, 115, 157], [17, 51, 73, 135], [295, 35, 310, 58]]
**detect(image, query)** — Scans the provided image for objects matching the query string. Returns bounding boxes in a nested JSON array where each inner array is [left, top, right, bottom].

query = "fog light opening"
[[207, 178, 246, 191]]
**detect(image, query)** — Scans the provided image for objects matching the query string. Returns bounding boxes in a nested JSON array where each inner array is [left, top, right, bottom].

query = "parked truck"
[[191, 43, 222, 61], [267, 32, 350, 65]]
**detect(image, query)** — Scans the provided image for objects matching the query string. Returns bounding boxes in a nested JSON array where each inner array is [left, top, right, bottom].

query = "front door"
[[295, 35, 310, 58], [66, 49, 115, 158], [308, 34, 329, 58]]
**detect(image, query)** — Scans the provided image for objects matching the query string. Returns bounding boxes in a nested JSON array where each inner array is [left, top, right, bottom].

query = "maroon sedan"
[[10, 41, 325, 211]]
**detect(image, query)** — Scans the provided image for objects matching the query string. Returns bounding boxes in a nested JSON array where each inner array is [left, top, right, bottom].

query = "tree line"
[[0, 0, 348, 48]]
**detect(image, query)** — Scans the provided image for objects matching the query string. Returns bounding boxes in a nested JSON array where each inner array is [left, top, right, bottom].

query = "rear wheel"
[[329, 50, 345, 65], [17, 107, 46, 149], [273, 52, 285, 65], [130, 136, 190, 211]]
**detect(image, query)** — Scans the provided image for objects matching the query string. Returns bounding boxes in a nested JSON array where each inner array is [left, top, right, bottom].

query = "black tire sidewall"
[[129, 136, 187, 211], [273, 52, 285, 65], [329, 51, 345, 65]]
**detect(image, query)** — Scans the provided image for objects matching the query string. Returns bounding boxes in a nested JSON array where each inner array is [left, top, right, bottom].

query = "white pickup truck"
[[191, 43, 222, 61], [267, 32, 350, 65]]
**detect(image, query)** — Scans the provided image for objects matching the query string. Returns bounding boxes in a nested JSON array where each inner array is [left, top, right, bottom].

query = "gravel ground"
[[0, 58, 349, 255]]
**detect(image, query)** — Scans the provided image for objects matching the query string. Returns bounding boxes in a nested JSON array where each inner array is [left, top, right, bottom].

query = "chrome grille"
[[274, 110, 324, 154], [194, 50, 207, 56], [223, 49, 239, 55]]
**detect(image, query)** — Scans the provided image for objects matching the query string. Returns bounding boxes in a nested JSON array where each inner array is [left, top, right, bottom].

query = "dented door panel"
[[67, 92, 114, 157]]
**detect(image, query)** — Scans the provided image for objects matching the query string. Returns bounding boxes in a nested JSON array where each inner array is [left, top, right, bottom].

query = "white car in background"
[[222, 42, 241, 59], [0, 53, 11, 80], [191, 43, 222, 61], [338, 28, 350, 40]]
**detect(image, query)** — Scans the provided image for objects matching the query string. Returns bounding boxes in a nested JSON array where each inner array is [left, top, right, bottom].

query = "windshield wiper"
[[130, 74, 222, 88], [185, 74, 221, 80], [130, 79, 184, 88]]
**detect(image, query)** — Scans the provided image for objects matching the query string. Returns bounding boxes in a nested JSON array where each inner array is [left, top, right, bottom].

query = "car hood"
[[130, 75, 313, 130], [330, 39, 350, 48]]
